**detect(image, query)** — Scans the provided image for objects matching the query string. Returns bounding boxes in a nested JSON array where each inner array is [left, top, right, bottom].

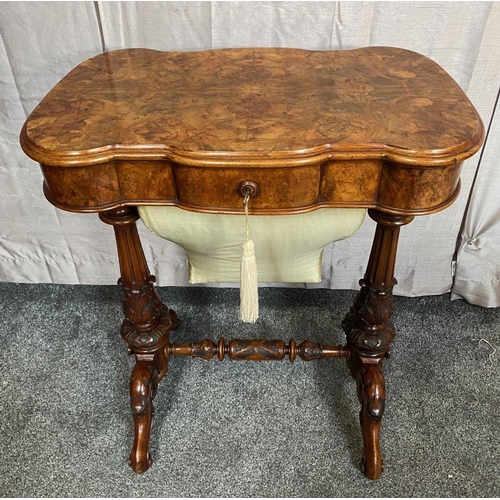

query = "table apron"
[[40, 159, 463, 216]]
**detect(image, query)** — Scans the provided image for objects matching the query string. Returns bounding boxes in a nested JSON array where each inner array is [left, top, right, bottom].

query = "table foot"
[[123, 309, 173, 473], [129, 357, 157, 473], [351, 355, 386, 480]]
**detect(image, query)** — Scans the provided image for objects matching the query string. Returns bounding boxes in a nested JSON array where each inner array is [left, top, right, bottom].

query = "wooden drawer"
[[173, 164, 321, 212]]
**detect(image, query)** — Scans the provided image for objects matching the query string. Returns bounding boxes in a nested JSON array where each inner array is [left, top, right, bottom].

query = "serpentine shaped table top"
[[22, 46, 483, 167], [21, 47, 484, 216]]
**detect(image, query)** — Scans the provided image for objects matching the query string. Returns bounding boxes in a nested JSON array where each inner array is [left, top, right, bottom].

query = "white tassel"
[[240, 190, 259, 323], [240, 239, 259, 322]]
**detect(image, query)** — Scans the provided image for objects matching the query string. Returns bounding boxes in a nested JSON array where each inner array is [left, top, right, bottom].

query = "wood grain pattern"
[[23, 47, 482, 163], [20, 47, 484, 216]]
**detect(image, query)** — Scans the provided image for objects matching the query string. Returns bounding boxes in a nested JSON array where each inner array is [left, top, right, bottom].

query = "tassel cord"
[[244, 190, 251, 241]]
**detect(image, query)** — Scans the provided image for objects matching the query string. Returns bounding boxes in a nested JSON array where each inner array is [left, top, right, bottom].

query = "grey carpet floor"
[[0, 283, 499, 497]]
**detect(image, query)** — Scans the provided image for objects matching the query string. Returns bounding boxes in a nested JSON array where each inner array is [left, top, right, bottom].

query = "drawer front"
[[173, 165, 321, 212]]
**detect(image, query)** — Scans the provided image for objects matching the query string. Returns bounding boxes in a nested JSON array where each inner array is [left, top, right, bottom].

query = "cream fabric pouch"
[[138, 207, 366, 284]]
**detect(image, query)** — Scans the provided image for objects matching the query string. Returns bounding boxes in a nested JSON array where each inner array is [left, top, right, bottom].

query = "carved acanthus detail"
[[121, 308, 173, 351], [120, 279, 162, 324], [356, 362, 386, 423], [342, 279, 396, 355], [127, 356, 159, 473], [130, 360, 158, 416]]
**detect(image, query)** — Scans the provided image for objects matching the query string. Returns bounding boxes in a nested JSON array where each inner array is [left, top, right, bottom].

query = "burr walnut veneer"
[[21, 47, 483, 480]]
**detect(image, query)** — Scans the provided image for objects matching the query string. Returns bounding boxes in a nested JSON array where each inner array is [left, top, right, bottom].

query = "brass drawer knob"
[[238, 180, 260, 198]]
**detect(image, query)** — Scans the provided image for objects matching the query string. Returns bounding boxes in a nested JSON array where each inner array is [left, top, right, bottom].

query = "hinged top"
[[21, 47, 483, 168]]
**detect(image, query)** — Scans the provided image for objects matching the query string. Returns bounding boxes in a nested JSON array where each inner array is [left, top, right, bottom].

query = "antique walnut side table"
[[20, 47, 483, 480]]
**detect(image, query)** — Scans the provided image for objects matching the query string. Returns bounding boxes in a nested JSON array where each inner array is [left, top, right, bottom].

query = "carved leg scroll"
[[100, 207, 178, 473], [343, 209, 413, 480], [129, 356, 157, 472]]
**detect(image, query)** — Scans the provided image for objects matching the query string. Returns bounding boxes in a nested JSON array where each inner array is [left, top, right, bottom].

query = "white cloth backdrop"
[[1, 1, 500, 304]]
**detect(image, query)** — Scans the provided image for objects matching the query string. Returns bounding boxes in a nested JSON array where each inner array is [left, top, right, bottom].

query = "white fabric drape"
[[1, 1, 499, 301], [451, 89, 500, 307]]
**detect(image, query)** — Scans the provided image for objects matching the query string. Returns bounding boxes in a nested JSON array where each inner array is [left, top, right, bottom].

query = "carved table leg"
[[342, 209, 413, 480], [100, 207, 179, 473]]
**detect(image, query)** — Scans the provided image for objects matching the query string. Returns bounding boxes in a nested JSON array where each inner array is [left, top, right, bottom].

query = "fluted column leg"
[[100, 207, 179, 473], [343, 209, 413, 479]]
